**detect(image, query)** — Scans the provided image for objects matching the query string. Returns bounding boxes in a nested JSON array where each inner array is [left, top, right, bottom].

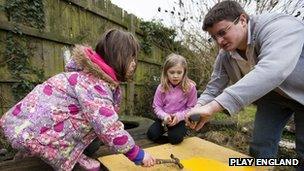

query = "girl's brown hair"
[[160, 53, 195, 93], [95, 28, 139, 82]]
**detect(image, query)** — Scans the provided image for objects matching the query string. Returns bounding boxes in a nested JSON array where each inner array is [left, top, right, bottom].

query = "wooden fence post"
[[126, 14, 136, 116]]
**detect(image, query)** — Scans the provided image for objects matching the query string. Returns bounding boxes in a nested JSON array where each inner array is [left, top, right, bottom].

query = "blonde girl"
[[147, 53, 197, 144]]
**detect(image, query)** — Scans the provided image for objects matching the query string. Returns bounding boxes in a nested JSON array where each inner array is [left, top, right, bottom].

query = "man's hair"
[[95, 28, 139, 82], [202, 0, 248, 31]]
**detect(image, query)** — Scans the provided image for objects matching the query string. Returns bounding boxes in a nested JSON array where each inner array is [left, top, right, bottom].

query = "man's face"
[[207, 16, 247, 51]]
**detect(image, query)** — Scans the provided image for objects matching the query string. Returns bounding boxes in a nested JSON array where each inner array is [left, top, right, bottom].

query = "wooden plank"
[[1, 83, 15, 108], [126, 82, 135, 115], [43, 0, 52, 32], [69, 3, 80, 40], [138, 53, 162, 66], [134, 62, 161, 83], [77, 8, 90, 44], [91, 14, 100, 44], [28, 38, 44, 70], [62, 0, 130, 29], [108, 2, 122, 22], [41, 41, 64, 77], [60, 2, 70, 40], [0, 0, 8, 23], [0, 31, 13, 80], [49, 0, 61, 34], [0, 65, 11, 82], [92, 139, 156, 159], [53, 43, 65, 74], [0, 20, 75, 45], [99, 137, 265, 171], [119, 84, 127, 114], [42, 40, 55, 78]]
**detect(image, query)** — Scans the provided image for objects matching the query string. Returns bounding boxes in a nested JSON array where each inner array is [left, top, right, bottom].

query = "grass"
[[212, 105, 256, 124], [282, 131, 296, 141], [211, 105, 295, 140]]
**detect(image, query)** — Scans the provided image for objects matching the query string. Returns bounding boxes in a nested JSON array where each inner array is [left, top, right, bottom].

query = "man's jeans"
[[249, 91, 304, 169]]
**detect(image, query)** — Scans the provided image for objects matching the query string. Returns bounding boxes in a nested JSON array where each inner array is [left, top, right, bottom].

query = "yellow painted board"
[[98, 137, 268, 171]]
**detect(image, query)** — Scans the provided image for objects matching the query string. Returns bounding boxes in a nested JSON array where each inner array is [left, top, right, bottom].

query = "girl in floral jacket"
[[0, 29, 156, 171]]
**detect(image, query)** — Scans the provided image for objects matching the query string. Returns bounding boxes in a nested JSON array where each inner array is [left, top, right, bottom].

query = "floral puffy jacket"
[[0, 45, 140, 170]]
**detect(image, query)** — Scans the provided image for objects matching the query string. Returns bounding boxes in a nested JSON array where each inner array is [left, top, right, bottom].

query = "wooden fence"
[[0, 0, 167, 116]]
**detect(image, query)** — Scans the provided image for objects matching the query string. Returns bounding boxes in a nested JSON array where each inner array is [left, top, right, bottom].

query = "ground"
[[0, 105, 297, 171]]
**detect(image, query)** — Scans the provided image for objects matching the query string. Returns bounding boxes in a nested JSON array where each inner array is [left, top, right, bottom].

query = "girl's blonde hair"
[[160, 53, 195, 93]]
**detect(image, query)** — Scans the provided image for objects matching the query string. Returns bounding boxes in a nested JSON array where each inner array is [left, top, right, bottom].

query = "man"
[[186, 0, 304, 167]]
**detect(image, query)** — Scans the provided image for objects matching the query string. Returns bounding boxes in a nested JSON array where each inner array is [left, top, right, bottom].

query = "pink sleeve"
[[175, 84, 198, 122], [75, 76, 137, 157], [152, 85, 169, 120]]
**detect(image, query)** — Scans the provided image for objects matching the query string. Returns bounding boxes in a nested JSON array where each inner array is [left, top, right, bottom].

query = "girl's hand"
[[167, 115, 178, 127], [141, 151, 156, 167], [163, 115, 172, 124]]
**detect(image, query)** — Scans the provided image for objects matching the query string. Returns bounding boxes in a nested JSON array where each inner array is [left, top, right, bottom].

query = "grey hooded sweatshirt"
[[198, 13, 304, 114]]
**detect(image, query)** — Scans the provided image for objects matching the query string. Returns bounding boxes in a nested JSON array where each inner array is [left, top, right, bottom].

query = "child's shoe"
[[77, 153, 100, 171]]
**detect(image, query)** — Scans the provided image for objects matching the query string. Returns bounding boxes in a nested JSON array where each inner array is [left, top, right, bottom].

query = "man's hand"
[[186, 100, 223, 131], [186, 106, 212, 131]]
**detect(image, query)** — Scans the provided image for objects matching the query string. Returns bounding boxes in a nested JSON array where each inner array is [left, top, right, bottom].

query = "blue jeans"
[[249, 91, 304, 170]]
